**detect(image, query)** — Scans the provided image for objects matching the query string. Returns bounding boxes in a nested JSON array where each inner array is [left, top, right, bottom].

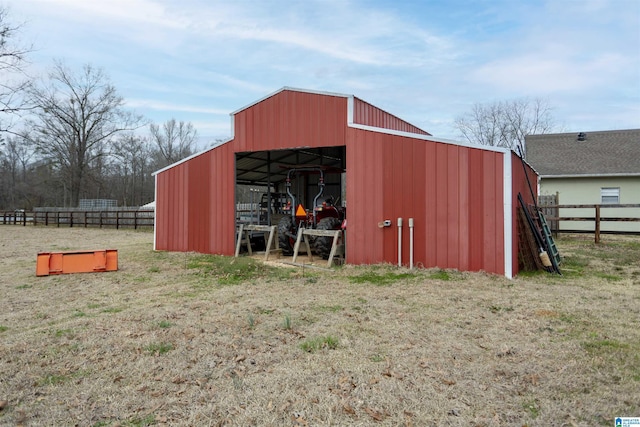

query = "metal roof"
[[235, 146, 345, 185]]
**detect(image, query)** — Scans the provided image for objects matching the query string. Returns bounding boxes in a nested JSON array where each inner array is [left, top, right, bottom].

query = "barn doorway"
[[235, 146, 346, 226]]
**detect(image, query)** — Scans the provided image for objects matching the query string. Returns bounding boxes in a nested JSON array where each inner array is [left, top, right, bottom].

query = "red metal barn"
[[153, 88, 537, 278]]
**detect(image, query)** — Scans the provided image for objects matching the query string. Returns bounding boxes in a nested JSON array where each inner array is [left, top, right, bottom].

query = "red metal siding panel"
[[412, 140, 427, 266], [424, 142, 438, 267], [234, 91, 347, 152], [353, 98, 430, 135], [220, 143, 236, 253], [157, 165, 189, 252], [155, 173, 167, 250], [446, 145, 461, 269], [382, 136, 422, 267], [468, 149, 484, 271], [346, 129, 385, 264], [188, 154, 210, 253], [511, 152, 538, 275], [482, 152, 497, 272], [457, 148, 470, 271], [381, 137, 395, 262], [155, 143, 236, 256], [345, 127, 506, 275], [435, 143, 450, 268]]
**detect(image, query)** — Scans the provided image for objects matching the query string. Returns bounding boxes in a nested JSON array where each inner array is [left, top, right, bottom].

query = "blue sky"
[[8, 0, 640, 145]]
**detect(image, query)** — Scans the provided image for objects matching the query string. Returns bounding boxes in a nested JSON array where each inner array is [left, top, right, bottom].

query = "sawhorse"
[[292, 228, 344, 267], [235, 224, 280, 261]]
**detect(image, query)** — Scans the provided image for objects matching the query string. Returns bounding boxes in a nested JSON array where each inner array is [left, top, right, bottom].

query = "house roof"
[[525, 129, 640, 177]]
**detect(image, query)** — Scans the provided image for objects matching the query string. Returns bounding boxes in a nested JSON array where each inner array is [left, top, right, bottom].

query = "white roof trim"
[[503, 152, 513, 279], [541, 173, 640, 179], [348, 123, 511, 154]]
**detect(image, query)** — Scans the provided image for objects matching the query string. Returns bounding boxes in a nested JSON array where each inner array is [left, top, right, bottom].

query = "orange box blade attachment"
[[36, 249, 118, 276]]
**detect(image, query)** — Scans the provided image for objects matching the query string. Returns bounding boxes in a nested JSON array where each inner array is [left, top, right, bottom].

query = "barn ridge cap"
[[230, 86, 352, 116]]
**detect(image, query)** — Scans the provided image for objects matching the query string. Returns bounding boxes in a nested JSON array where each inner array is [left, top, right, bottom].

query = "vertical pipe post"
[[397, 217, 403, 267], [595, 205, 601, 244], [250, 189, 254, 225], [408, 218, 414, 270]]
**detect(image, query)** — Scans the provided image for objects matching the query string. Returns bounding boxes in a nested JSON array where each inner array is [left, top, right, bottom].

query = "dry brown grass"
[[1, 227, 639, 426]]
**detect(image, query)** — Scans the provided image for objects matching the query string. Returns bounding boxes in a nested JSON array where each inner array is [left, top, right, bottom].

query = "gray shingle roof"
[[525, 129, 640, 176]]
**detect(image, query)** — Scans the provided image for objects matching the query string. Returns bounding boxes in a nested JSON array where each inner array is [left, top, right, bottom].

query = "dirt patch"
[[1, 227, 638, 426]]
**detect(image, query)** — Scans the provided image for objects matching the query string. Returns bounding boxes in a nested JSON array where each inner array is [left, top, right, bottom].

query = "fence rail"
[[0, 210, 155, 229], [543, 204, 640, 242]]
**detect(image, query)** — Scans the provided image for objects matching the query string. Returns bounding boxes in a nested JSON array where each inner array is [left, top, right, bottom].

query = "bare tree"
[[454, 98, 556, 154], [0, 133, 33, 207], [27, 62, 145, 207], [149, 118, 197, 166], [111, 133, 154, 206], [0, 7, 32, 132]]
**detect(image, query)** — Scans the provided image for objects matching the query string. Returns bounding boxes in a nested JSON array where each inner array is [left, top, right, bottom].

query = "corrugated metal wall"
[[155, 142, 236, 254], [511, 152, 539, 275], [346, 128, 505, 275], [352, 98, 430, 135]]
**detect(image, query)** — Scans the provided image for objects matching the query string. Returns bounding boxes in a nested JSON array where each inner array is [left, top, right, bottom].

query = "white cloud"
[[471, 52, 632, 94], [125, 98, 228, 115], [8, 0, 640, 140]]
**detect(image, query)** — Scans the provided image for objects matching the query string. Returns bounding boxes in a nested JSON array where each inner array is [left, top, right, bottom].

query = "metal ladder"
[[538, 210, 561, 267]]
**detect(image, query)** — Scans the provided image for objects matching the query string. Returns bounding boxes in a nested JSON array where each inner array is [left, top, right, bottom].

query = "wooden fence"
[[0, 210, 155, 229], [543, 204, 640, 243]]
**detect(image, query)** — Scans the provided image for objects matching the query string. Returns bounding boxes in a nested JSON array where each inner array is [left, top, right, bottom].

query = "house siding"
[[540, 176, 640, 232]]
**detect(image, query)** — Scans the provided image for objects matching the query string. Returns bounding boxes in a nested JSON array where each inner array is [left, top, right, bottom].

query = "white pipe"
[[408, 218, 414, 270], [397, 217, 403, 267]]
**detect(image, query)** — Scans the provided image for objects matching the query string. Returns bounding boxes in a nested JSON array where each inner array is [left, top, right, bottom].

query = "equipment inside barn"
[[276, 166, 346, 259]]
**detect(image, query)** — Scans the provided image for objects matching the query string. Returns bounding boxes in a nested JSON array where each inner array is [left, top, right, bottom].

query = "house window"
[[601, 187, 620, 204]]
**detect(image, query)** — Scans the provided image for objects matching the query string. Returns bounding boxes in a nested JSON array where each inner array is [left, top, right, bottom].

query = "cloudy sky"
[[8, 0, 640, 145]]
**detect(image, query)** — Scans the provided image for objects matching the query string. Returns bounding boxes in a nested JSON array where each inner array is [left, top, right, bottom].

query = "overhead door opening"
[[235, 146, 346, 258]]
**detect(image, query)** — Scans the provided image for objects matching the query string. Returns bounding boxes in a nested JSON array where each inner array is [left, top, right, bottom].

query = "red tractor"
[[277, 166, 346, 259]]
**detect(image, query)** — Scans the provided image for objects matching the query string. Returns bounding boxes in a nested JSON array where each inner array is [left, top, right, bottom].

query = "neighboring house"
[[526, 129, 640, 233]]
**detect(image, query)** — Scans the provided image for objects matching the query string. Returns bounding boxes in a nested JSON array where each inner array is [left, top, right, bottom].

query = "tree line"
[[0, 9, 205, 210], [0, 8, 556, 211]]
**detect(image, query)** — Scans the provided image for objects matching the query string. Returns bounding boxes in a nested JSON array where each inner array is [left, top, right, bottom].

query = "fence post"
[[554, 192, 559, 237], [116, 211, 120, 229], [595, 205, 600, 244]]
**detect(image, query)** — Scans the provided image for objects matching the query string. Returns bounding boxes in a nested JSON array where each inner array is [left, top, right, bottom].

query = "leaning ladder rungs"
[[538, 211, 561, 265]]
